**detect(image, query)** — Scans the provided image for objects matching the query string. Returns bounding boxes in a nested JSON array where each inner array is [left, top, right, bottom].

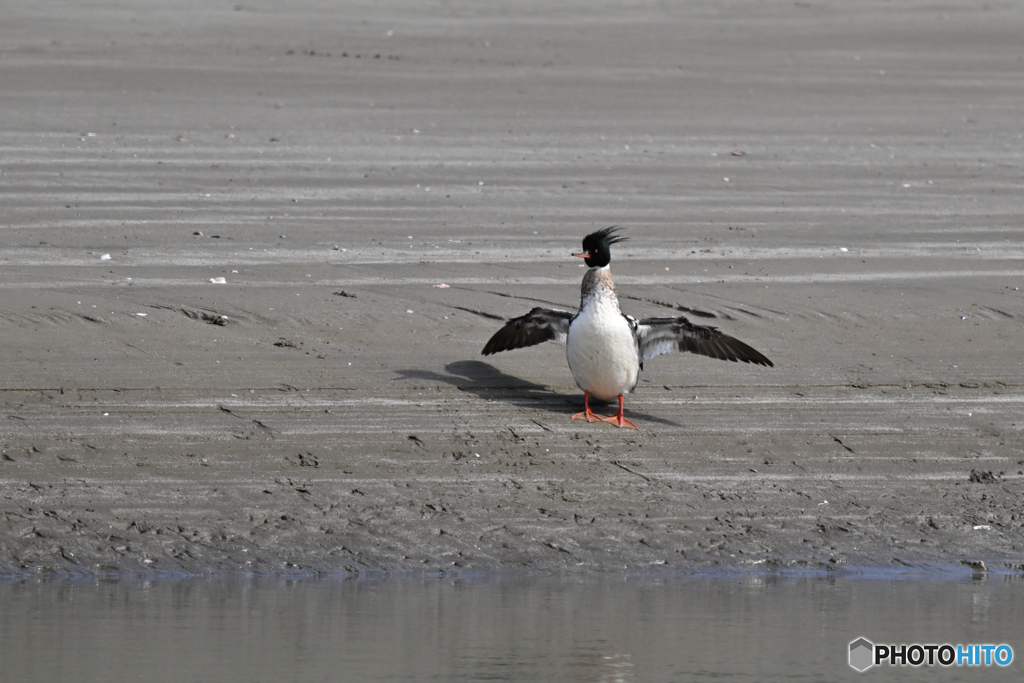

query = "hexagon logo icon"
[[849, 637, 874, 672]]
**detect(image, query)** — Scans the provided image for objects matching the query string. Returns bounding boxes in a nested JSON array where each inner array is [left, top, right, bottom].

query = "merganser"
[[482, 227, 773, 429]]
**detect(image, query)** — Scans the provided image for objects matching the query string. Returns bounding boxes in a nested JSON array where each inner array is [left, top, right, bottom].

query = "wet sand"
[[1, 0, 1023, 577]]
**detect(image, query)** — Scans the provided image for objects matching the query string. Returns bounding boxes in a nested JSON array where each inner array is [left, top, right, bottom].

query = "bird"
[[481, 227, 773, 429]]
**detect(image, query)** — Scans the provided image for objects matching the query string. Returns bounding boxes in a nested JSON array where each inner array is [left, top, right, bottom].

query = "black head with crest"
[[573, 226, 627, 268]]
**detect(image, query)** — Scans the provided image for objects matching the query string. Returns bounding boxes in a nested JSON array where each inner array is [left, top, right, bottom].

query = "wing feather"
[[637, 316, 773, 367], [482, 307, 574, 355]]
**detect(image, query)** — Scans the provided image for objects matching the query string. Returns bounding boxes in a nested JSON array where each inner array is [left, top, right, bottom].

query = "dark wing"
[[482, 307, 575, 355], [636, 316, 773, 367]]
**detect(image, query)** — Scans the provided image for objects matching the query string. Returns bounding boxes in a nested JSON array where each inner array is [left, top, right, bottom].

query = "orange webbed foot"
[[601, 414, 639, 429], [601, 395, 639, 429], [571, 391, 604, 422]]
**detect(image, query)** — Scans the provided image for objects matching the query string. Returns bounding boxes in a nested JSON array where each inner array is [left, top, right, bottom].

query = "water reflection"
[[1, 574, 1021, 682]]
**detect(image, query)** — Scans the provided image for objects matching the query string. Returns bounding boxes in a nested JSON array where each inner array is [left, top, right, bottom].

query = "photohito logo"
[[849, 637, 1013, 671]]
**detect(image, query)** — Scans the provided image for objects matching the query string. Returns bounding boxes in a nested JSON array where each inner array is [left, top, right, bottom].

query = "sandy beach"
[[1, 0, 1022, 577]]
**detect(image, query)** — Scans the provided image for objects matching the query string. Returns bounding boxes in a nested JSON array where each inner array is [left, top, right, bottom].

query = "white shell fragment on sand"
[[100, 253, 112, 260], [210, 277, 227, 284]]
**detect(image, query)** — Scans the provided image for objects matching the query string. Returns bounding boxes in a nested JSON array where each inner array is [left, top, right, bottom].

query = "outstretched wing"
[[482, 307, 574, 355], [636, 316, 773, 367]]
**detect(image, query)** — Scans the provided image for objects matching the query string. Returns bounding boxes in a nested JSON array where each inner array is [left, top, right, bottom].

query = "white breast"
[[566, 298, 640, 401]]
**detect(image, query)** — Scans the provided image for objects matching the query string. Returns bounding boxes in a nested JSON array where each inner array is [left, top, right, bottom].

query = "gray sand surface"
[[1, 0, 1023, 577]]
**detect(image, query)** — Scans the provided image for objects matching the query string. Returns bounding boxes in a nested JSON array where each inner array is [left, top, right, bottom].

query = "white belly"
[[566, 305, 639, 401]]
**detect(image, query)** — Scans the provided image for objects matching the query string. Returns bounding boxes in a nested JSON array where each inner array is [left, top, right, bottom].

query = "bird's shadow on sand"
[[395, 360, 683, 428]]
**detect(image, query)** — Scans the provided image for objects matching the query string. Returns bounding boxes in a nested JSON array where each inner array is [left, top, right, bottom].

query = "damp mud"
[[1, 0, 1023, 578]]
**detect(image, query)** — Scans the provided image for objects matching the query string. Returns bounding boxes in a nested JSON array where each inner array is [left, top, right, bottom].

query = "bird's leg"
[[602, 395, 639, 430], [571, 391, 604, 423]]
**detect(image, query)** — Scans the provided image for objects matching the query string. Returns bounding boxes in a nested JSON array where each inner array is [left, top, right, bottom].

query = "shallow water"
[[1, 572, 1021, 682]]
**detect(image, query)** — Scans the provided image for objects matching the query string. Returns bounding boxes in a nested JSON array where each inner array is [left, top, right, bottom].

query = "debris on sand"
[[968, 469, 1000, 484]]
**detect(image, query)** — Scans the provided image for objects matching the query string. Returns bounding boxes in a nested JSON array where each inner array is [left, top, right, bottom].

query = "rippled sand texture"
[[1, 0, 1022, 576]]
